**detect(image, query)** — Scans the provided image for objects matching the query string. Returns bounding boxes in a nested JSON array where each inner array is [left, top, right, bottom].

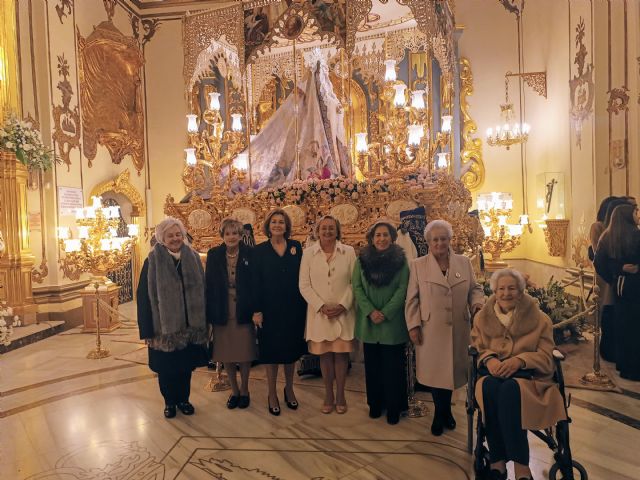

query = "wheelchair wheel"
[[548, 460, 588, 480]]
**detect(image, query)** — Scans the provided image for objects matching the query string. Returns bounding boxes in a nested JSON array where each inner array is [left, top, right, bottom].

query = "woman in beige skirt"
[[299, 216, 356, 414], [206, 218, 257, 409]]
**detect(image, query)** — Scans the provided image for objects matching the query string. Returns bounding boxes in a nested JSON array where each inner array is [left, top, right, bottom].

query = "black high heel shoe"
[[268, 398, 280, 416], [430, 415, 444, 436], [284, 388, 298, 410]]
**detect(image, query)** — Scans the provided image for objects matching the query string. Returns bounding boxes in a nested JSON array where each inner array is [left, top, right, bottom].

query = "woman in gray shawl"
[[137, 217, 208, 418]]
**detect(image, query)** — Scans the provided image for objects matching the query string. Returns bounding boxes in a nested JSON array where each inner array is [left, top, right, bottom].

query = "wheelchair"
[[466, 346, 588, 480]]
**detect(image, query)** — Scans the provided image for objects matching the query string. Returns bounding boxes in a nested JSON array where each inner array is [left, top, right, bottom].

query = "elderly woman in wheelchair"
[[469, 269, 584, 480]]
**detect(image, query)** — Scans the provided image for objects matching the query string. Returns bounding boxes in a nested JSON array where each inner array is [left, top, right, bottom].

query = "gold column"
[[0, 0, 21, 122], [0, 152, 37, 323], [0, 2, 35, 323]]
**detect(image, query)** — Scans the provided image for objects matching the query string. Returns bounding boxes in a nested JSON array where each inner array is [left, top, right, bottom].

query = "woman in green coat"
[[353, 221, 410, 425]]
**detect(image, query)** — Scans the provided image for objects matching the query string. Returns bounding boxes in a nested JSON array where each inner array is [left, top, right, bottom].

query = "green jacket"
[[352, 258, 410, 345]]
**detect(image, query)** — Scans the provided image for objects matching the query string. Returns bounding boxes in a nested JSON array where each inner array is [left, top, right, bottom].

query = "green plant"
[[0, 114, 59, 171], [526, 277, 583, 344]]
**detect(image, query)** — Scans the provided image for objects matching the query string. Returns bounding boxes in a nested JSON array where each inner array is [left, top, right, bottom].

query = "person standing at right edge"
[[405, 219, 484, 435], [252, 209, 307, 415]]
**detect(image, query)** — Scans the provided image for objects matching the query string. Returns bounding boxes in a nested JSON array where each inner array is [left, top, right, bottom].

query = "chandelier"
[[57, 196, 139, 281], [485, 75, 530, 150], [355, 58, 452, 177], [477, 192, 528, 270], [184, 91, 247, 192]]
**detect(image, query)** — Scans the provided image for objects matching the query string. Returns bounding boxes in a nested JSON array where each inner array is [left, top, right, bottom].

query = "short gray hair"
[[219, 217, 244, 238], [424, 219, 453, 242], [155, 217, 188, 246], [489, 268, 526, 293]]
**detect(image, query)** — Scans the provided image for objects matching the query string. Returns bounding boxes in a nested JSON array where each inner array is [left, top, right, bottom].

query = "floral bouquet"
[[0, 301, 21, 347], [0, 114, 58, 171]]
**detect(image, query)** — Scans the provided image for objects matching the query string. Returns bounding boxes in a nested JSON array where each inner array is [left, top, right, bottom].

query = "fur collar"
[[475, 293, 543, 338], [359, 244, 406, 287]]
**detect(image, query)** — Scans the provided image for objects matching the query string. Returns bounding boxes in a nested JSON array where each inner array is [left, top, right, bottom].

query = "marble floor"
[[1, 304, 639, 480]]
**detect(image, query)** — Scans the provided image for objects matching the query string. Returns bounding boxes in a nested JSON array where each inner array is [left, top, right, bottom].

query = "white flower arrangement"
[[0, 114, 59, 171], [0, 301, 21, 347]]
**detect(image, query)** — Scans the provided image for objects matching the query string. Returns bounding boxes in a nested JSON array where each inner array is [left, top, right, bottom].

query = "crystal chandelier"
[[57, 196, 139, 282], [355, 59, 452, 177], [485, 76, 530, 150]]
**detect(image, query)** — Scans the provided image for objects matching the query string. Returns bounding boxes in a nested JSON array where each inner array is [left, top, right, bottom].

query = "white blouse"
[[299, 241, 356, 342]]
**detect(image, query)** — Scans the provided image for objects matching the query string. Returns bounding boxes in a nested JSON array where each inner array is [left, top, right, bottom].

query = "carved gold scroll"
[[77, 22, 145, 173]]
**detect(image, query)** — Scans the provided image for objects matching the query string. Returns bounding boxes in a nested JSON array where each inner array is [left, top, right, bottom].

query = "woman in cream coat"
[[299, 215, 356, 414], [405, 219, 484, 436]]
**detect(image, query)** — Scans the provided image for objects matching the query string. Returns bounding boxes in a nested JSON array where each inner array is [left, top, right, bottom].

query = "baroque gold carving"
[[164, 172, 480, 255], [89, 169, 144, 217], [77, 22, 145, 173], [55, 0, 73, 24], [183, 5, 245, 87], [52, 54, 80, 170], [459, 58, 485, 191], [131, 16, 161, 48], [103, 0, 116, 21], [544, 219, 569, 257], [606, 87, 630, 115], [570, 17, 594, 149], [572, 232, 590, 269], [506, 71, 547, 98], [31, 259, 48, 284], [346, 0, 372, 56]]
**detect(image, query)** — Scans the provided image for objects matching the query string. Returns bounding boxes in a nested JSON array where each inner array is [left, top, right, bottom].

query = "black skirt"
[[148, 342, 209, 374]]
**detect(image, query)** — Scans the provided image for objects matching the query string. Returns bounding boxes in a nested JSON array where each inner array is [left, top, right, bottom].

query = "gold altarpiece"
[[169, 0, 484, 252]]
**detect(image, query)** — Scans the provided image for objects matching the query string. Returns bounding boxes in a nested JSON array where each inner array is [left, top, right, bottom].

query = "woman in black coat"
[[252, 209, 307, 416], [594, 203, 640, 380], [137, 217, 208, 418], [206, 218, 257, 409]]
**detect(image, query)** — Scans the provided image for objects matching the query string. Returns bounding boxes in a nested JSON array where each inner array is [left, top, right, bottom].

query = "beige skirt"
[[308, 338, 355, 355]]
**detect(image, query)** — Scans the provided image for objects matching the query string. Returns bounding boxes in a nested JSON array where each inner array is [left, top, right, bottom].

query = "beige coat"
[[405, 252, 484, 390], [299, 242, 356, 342], [471, 294, 567, 430]]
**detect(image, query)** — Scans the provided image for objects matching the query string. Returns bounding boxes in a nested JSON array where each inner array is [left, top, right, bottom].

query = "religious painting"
[[77, 21, 145, 173]]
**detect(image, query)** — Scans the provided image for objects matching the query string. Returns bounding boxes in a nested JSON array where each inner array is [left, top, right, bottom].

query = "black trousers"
[[158, 370, 192, 406], [363, 342, 407, 415], [481, 376, 529, 465]]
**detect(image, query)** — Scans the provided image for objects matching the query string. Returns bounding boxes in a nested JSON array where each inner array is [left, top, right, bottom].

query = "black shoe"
[[164, 405, 176, 418], [386, 411, 400, 425], [268, 400, 281, 416], [430, 416, 444, 436], [284, 388, 298, 410], [488, 470, 507, 480], [369, 406, 382, 419], [238, 394, 250, 409], [444, 412, 456, 430], [227, 395, 239, 409], [207, 360, 216, 370], [177, 401, 195, 415]]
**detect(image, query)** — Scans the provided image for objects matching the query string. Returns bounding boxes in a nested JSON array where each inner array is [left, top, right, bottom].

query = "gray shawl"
[[147, 243, 207, 351]]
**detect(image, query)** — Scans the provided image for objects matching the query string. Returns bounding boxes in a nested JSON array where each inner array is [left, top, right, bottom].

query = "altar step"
[[0, 321, 65, 355]]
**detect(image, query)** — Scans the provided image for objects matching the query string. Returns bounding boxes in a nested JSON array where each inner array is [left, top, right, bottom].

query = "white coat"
[[405, 251, 485, 390], [299, 242, 356, 342]]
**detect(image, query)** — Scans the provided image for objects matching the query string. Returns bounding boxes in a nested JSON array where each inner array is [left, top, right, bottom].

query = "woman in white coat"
[[405, 219, 484, 436], [299, 215, 356, 414]]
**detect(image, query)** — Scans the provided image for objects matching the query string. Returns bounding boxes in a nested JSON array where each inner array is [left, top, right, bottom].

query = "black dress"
[[252, 239, 307, 364], [594, 231, 640, 380]]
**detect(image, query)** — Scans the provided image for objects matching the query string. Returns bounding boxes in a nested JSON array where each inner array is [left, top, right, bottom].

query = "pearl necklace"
[[226, 250, 239, 259]]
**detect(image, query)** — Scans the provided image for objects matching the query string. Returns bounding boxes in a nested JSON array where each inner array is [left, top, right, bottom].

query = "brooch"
[[244, 259, 249, 266], [455, 272, 461, 278], [290, 246, 297, 255]]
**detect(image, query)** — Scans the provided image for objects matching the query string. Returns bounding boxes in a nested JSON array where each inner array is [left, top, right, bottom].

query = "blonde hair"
[[154, 217, 188, 246]]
